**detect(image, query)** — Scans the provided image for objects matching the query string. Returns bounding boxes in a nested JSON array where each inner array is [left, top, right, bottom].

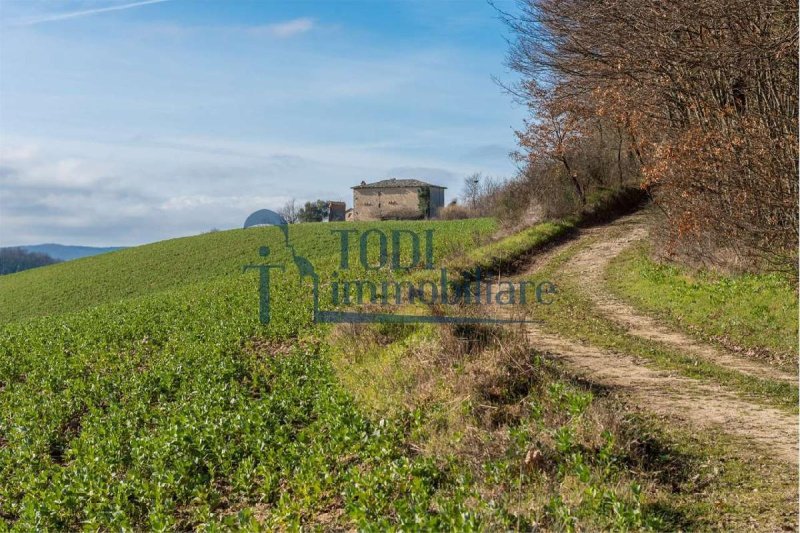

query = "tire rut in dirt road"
[[490, 213, 797, 464], [563, 216, 796, 384], [522, 325, 799, 465]]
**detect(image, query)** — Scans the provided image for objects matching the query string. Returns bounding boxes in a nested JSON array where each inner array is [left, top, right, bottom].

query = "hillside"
[[0, 214, 796, 530], [0, 219, 495, 324], [0, 218, 504, 529]]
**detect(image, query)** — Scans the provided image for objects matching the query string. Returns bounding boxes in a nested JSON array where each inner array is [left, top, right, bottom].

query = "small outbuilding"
[[325, 201, 347, 222], [351, 178, 446, 221]]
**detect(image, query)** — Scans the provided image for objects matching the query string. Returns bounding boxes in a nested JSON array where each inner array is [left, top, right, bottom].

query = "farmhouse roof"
[[352, 178, 446, 189]]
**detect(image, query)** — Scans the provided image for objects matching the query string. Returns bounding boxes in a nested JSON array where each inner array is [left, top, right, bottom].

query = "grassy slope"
[[327, 217, 797, 530], [329, 323, 671, 531], [2, 214, 794, 529], [0, 218, 495, 324], [607, 243, 798, 364], [460, 219, 576, 273], [0, 219, 499, 530], [329, 320, 797, 531]]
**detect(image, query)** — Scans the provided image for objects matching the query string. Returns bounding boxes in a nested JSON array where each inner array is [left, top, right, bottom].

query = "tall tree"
[[461, 173, 482, 210]]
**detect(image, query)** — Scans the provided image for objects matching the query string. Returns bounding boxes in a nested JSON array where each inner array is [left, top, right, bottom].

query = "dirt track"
[[498, 214, 799, 465], [563, 218, 795, 383]]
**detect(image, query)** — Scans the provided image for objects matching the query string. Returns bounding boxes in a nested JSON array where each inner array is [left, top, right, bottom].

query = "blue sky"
[[0, 0, 525, 246]]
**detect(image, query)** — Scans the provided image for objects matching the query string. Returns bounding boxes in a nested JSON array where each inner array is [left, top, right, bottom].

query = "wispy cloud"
[[257, 17, 315, 38], [12, 0, 170, 26], [0, 0, 523, 246]]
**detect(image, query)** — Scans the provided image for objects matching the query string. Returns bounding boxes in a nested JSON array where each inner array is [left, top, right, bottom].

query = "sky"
[[0, 0, 526, 247]]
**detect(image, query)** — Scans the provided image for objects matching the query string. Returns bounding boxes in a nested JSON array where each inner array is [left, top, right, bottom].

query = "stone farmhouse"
[[351, 178, 446, 221]]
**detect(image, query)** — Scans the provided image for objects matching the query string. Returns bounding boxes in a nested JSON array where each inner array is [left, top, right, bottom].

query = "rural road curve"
[[494, 213, 799, 465]]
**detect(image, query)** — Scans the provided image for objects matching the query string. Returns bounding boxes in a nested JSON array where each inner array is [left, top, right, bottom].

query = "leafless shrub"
[[438, 202, 473, 220]]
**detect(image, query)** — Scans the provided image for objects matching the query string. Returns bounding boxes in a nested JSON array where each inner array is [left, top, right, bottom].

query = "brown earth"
[[491, 214, 798, 465]]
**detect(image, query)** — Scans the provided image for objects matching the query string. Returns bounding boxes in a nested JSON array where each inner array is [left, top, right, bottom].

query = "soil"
[[493, 213, 799, 465]]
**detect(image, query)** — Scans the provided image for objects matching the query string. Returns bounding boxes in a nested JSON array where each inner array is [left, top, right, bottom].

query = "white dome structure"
[[243, 209, 287, 229]]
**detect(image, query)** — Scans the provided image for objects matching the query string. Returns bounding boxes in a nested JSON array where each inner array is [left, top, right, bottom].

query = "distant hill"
[[15, 243, 125, 261]]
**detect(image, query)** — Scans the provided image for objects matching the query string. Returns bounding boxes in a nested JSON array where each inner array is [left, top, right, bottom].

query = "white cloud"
[[257, 17, 315, 38], [0, 133, 514, 246], [160, 194, 291, 212], [0, 143, 37, 162], [10, 0, 171, 26], [0, 146, 109, 189]]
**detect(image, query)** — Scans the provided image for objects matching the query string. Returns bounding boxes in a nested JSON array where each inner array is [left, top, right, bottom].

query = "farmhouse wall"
[[353, 188, 423, 221]]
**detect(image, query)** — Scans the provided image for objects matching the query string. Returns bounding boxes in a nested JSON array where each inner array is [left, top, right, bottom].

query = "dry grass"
[[328, 319, 690, 529]]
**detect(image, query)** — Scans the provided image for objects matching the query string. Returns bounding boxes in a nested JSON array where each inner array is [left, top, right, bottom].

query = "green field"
[[0, 219, 504, 529], [0, 217, 792, 530], [0, 219, 496, 325]]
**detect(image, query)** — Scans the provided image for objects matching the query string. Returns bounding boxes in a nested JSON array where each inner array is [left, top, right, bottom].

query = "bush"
[[438, 203, 473, 220], [579, 187, 648, 227]]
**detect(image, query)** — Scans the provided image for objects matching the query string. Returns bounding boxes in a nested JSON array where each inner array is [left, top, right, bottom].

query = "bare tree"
[[461, 173, 482, 210], [279, 198, 298, 224], [504, 0, 798, 273]]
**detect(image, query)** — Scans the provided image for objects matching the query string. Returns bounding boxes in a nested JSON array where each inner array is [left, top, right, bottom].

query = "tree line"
[[495, 0, 797, 274], [279, 199, 331, 223], [0, 248, 61, 275]]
